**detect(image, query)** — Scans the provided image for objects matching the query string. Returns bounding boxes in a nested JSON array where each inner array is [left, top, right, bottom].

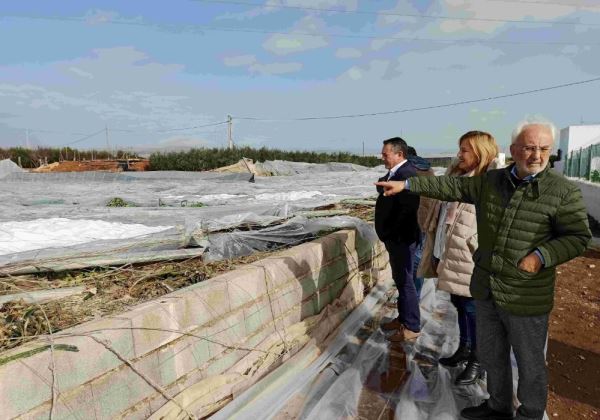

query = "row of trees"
[[1, 145, 393, 171], [0, 147, 138, 168], [149, 146, 382, 171]]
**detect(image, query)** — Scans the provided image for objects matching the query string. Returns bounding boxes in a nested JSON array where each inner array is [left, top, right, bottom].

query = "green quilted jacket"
[[408, 164, 591, 316]]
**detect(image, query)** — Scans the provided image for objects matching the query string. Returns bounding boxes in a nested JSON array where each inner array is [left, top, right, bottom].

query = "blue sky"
[[1, 0, 600, 155]]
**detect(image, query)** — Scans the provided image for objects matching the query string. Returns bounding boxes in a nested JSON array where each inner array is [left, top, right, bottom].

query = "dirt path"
[[547, 248, 600, 419]]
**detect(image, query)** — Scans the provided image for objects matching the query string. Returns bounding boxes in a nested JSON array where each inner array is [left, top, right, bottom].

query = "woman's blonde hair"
[[453, 130, 499, 176]]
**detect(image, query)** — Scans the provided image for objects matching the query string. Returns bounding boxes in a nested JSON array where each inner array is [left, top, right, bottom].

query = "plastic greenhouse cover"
[[0, 163, 385, 268], [212, 278, 548, 420], [0, 158, 25, 178], [202, 215, 378, 261]]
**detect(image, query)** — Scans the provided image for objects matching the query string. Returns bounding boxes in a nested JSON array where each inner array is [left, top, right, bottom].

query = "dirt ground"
[[546, 247, 600, 419], [30, 159, 149, 172]]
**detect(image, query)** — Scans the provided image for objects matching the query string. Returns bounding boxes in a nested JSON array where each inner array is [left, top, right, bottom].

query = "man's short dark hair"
[[383, 137, 408, 157], [407, 146, 417, 156]]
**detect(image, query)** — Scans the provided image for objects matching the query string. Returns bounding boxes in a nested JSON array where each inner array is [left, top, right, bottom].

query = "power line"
[[60, 128, 106, 146], [235, 76, 600, 121], [155, 120, 229, 132], [486, 0, 600, 8], [197, 0, 600, 27], [199, 26, 600, 46], [5, 15, 600, 47]]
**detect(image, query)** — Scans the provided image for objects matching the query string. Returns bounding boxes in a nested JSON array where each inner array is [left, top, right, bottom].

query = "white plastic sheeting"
[[203, 215, 378, 261], [0, 162, 386, 269], [210, 281, 393, 420], [300, 331, 389, 419], [0, 158, 25, 178], [0, 217, 172, 255], [214, 278, 551, 420]]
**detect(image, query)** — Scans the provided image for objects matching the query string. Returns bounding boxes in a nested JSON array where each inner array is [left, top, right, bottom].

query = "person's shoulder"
[[543, 169, 581, 193], [402, 161, 419, 177]]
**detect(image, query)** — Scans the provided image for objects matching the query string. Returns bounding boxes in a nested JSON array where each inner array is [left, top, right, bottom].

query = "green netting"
[[564, 143, 600, 182]]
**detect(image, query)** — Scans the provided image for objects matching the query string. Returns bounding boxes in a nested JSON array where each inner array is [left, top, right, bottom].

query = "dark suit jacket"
[[375, 161, 421, 244]]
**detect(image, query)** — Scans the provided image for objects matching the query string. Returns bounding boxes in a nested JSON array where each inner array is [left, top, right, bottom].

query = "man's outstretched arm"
[[375, 175, 480, 204]]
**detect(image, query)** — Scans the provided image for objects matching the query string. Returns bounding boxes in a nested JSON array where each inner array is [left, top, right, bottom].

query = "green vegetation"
[[591, 170, 600, 183], [185, 201, 205, 207], [0, 147, 139, 169], [106, 197, 136, 207], [149, 146, 382, 171]]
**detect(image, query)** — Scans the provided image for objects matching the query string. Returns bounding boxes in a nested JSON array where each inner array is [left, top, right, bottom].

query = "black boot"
[[455, 354, 484, 386], [461, 400, 514, 419], [438, 344, 470, 367]]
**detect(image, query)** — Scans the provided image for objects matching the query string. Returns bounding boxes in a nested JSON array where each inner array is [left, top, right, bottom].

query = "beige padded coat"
[[417, 158, 502, 297]]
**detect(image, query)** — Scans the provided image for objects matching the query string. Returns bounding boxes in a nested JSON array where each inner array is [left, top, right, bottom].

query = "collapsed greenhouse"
[[0, 159, 534, 419]]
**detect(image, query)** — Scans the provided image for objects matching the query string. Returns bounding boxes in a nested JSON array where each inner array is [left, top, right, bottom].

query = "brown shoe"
[[403, 328, 421, 342], [380, 318, 403, 331], [388, 330, 405, 342], [387, 327, 421, 343]]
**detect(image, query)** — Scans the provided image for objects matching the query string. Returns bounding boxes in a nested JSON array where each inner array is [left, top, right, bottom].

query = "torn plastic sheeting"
[[203, 216, 378, 261], [210, 281, 393, 420], [394, 356, 459, 420], [0, 248, 205, 276], [1, 171, 139, 182], [296, 354, 355, 419], [0, 225, 187, 267], [300, 330, 389, 419], [255, 161, 371, 176]]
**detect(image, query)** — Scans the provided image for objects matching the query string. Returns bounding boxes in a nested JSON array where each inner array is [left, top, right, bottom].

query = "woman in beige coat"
[[417, 130, 500, 386]]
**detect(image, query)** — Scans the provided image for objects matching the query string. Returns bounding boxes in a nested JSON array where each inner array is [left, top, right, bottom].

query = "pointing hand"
[[374, 180, 406, 196]]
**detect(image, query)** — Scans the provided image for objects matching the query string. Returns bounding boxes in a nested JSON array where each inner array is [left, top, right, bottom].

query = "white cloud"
[[335, 47, 362, 59], [263, 16, 329, 55], [221, 0, 359, 21], [83, 9, 120, 25], [338, 60, 391, 82], [436, 0, 593, 34], [68, 67, 94, 79]]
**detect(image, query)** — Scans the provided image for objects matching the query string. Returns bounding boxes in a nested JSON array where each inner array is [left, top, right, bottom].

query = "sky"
[[1, 0, 600, 156]]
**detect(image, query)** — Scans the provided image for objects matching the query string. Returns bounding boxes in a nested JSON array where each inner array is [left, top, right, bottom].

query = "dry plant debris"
[[0, 202, 375, 352]]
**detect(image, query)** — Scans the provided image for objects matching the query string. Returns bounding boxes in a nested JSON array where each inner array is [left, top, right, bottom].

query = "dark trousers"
[[412, 233, 425, 299], [384, 240, 420, 332], [451, 294, 476, 349], [476, 298, 549, 420]]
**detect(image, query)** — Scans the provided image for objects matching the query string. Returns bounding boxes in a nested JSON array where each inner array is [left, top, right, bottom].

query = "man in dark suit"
[[375, 137, 422, 342]]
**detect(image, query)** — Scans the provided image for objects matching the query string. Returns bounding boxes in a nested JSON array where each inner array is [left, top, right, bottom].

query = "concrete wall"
[[0, 229, 391, 419], [570, 178, 600, 223]]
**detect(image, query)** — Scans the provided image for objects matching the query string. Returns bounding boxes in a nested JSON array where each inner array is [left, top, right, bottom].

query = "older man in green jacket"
[[376, 120, 591, 420]]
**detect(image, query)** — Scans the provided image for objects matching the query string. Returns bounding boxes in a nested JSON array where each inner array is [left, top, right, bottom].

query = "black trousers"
[[384, 240, 420, 332]]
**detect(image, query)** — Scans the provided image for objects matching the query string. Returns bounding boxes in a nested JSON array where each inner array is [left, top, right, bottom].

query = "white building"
[[555, 124, 600, 174]]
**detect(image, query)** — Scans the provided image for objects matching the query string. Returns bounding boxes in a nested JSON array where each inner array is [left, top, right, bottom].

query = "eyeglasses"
[[519, 146, 552, 155]]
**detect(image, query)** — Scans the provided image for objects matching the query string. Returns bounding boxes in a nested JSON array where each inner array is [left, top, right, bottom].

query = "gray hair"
[[511, 117, 557, 144]]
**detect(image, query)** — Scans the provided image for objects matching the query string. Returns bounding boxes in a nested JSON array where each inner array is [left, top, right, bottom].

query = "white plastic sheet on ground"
[[0, 162, 386, 269], [0, 217, 172, 255], [300, 331, 389, 419]]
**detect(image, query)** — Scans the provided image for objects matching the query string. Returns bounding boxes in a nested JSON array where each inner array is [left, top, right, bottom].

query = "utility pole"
[[362, 141, 364, 157], [227, 115, 234, 150], [105, 124, 110, 159], [25, 129, 30, 149]]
